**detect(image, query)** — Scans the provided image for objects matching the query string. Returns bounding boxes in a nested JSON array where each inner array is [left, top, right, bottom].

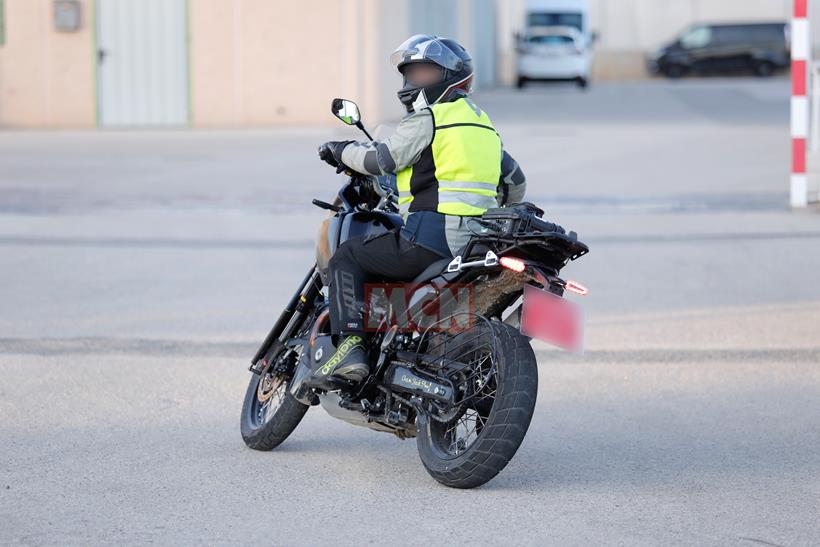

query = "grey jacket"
[[341, 98, 526, 256]]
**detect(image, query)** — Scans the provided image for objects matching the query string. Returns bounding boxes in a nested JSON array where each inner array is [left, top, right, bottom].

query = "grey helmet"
[[390, 34, 474, 113]]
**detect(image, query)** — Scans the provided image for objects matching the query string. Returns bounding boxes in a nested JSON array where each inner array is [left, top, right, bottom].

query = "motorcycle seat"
[[411, 257, 452, 284], [410, 241, 493, 284]]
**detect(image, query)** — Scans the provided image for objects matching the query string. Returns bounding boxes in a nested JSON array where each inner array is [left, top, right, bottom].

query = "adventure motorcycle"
[[240, 99, 590, 489]]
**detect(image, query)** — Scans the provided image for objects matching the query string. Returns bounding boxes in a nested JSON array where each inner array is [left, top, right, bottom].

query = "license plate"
[[520, 285, 584, 354]]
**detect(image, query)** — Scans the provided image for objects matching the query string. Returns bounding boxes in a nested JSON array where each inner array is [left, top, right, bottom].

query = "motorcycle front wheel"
[[240, 345, 310, 451]]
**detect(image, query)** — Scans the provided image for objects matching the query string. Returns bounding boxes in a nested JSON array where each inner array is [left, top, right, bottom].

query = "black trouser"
[[328, 229, 446, 337]]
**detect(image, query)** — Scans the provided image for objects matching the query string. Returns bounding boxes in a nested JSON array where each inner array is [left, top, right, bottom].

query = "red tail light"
[[499, 256, 526, 272], [564, 280, 588, 296]]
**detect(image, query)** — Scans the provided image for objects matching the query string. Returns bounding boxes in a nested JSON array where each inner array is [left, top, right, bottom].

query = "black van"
[[648, 22, 789, 78]]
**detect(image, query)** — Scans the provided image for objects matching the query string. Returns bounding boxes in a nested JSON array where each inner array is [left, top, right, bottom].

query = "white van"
[[516, 0, 593, 89]]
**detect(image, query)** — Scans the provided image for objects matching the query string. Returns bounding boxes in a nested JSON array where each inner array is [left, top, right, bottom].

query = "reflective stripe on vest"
[[396, 98, 502, 217]]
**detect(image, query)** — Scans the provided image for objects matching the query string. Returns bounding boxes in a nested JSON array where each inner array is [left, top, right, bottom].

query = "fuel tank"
[[315, 210, 403, 283]]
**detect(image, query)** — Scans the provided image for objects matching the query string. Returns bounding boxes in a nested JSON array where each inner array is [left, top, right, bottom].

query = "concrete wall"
[[0, 0, 96, 127]]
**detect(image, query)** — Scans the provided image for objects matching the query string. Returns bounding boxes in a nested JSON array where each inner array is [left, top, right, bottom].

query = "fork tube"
[[251, 265, 322, 366]]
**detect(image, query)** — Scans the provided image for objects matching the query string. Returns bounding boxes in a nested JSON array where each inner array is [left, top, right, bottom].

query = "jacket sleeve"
[[340, 109, 434, 176], [497, 150, 527, 206]]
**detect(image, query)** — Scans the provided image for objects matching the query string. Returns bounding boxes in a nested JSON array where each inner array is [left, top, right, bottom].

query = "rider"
[[311, 34, 527, 385]]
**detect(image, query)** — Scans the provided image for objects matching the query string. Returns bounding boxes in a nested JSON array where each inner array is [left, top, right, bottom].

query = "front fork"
[[249, 265, 323, 374]]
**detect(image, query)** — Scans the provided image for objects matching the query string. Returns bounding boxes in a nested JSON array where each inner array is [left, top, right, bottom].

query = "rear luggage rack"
[[460, 203, 590, 263]]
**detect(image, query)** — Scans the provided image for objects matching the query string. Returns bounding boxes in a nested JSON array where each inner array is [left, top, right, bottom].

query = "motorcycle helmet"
[[390, 34, 474, 113]]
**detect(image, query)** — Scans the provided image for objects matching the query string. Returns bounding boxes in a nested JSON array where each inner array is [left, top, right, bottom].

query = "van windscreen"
[[528, 12, 583, 32], [529, 35, 575, 45]]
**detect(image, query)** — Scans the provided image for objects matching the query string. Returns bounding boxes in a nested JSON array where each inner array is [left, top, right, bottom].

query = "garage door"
[[96, 0, 189, 126]]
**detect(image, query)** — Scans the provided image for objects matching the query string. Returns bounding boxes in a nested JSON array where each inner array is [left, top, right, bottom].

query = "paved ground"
[[1, 78, 819, 545]]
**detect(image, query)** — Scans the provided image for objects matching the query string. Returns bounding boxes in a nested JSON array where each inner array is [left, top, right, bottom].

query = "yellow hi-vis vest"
[[396, 98, 502, 216]]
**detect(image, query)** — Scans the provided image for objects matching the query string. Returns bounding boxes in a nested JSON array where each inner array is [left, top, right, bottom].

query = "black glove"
[[318, 140, 353, 173]]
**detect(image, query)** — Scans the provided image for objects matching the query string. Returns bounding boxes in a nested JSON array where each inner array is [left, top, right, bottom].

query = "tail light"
[[564, 280, 588, 296], [499, 256, 526, 272]]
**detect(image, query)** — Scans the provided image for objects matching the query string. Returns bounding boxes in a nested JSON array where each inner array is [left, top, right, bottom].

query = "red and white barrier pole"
[[792, 0, 810, 207]]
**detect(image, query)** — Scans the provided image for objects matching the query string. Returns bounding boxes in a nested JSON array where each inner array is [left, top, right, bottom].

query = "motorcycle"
[[240, 98, 590, 489]]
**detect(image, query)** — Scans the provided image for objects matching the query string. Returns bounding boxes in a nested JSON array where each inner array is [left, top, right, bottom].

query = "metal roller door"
[[96, 0, 189, 126]]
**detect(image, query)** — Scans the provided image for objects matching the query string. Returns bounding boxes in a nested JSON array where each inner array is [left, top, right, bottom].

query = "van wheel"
[[576, 77, 588, 89], [516, 76, 527, 89], [753, 61, 774, 77]]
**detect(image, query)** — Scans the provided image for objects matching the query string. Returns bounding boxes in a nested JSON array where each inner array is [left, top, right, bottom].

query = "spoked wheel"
[[240, 343, 310, 451], [430, 346, 496, 457], [416, 319, 538, 488], [252, 367, 289, 425]]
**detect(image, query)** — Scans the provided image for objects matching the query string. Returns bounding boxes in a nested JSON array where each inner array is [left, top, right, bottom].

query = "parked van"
[[648, 22, 790, 78], [517, 27, 591, 88], [516, 0, 594, 89]]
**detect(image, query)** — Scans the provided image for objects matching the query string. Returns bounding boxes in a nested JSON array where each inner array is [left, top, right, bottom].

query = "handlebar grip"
[[312, 199, 341, 212]]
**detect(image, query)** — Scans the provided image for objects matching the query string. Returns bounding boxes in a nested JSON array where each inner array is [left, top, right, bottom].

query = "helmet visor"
[[389, 34, 466, 72]]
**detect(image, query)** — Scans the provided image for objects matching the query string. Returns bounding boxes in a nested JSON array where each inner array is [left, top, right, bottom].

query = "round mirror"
[[331, 98, 361, 126]]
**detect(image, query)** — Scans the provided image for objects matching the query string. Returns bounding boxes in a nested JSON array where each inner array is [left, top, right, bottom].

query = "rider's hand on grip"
[[318, 140, 354, 174]]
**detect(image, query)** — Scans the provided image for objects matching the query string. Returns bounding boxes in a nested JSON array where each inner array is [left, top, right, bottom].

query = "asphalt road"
[[1, 78, 819, 546]]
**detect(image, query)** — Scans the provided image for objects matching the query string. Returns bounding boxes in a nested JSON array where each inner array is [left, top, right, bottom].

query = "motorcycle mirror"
[[331, 98, 374, 141], [331, 98, 361, 126]]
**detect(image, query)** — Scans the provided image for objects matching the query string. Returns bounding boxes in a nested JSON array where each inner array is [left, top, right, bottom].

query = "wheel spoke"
[[425, 321, 500, 457], [255, 374, 289, 426]]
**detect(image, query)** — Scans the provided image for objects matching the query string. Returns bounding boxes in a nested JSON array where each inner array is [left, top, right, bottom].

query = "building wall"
[[0, 0, 496, 128], [0, 0, 95, 127], [0, 0, 410, 127], [4, 0, 798, 127], [189, 0, 412, 126], [0, 0, 466, 127], [403, 0, 497, 93]]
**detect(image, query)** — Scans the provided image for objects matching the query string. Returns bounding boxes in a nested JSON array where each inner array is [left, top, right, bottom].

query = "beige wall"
[[190, 0, 410, 127], [0, 0, 96, 127], [0, 0, 412, 128]]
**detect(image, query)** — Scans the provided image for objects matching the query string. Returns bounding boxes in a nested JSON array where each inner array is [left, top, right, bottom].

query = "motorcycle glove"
[[318, 140, 354, 173]]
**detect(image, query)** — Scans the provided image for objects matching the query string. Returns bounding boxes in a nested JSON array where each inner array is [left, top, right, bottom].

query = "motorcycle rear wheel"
[[416, 320, 538, 488]]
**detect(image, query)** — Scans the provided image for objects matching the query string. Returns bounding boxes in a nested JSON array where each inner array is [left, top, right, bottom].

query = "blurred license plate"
[[520, 285, 584, 354]]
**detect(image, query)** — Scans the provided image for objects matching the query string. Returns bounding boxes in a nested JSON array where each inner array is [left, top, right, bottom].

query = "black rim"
[[249, 371, 289, 428], [422, 322, 499, 459], [247, 343, 304, 428], [430, 369, 497, 458]]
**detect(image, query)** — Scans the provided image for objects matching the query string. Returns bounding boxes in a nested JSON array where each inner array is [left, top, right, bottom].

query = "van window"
[[750, 24, 786, 43], [680, 26, 712, 49], [712, 26, 749, 45], [529, 35, 575, 46], [528, 12, 583, 32], [713, 24, 785, 46]]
